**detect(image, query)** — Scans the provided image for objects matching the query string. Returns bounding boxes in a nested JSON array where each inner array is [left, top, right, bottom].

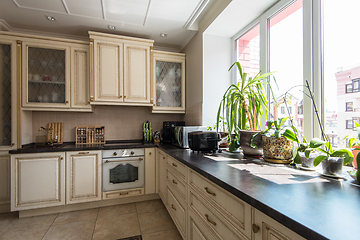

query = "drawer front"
[[189, 189, 248, 240], [102, 188, 144, 200], [167, 187, 186, 238], [188, 209, 218, 240], [166, 168, 187, 200], [189, 170, 251, 238], [167, 156, 187, 180]]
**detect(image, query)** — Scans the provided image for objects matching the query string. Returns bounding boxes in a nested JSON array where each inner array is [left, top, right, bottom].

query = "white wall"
[[202, 34, 232, 127]]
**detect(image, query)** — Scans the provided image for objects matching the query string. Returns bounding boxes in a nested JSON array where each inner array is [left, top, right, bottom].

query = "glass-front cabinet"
[[152, 51, 185, 113], [0, 39, 17, 150], [22, 40, 71, 109]]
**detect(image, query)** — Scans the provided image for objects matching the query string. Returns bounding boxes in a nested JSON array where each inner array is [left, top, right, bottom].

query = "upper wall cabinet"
[[89, 31, 153, 106], [152, 51, 185, 113], [21, 37, 92, 111]]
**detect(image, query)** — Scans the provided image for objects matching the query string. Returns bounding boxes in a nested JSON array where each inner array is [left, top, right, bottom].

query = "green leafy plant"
[[216, 62, 275, 151], [344, 121, 360, 182]]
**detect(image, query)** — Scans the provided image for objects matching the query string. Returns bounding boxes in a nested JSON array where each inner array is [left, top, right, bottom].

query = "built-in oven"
[[102, 148, 144, 192]]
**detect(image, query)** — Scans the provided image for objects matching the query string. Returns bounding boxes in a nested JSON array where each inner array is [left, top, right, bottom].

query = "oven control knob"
[[113, 152, 117, 156], [131, 151, 134, 155]]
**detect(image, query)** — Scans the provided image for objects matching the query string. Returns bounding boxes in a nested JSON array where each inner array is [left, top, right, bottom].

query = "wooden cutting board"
[[47, 123, 63, 144]]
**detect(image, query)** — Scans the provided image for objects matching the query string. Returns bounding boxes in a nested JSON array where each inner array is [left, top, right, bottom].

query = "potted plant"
[[251, 118, 294, 162], [344, 121, 360, 169], [216, 62, 275, 154]]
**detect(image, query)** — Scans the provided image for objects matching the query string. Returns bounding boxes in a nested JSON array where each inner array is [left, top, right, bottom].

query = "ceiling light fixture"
[[160, 33, 167, 38], [108, 25, 116, 30], [45, 15, 56, 21]]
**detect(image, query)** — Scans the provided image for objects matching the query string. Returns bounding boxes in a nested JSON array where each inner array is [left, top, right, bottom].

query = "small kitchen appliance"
[[188, 131, 221, 152], [173, 126, 208, 148], [162, 121, 185, 143]]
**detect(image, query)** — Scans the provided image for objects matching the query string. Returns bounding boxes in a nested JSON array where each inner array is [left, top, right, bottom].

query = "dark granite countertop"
[[9, 142, 360, 239], [9, 140, 157, 154], [158, 144, 360, 240]]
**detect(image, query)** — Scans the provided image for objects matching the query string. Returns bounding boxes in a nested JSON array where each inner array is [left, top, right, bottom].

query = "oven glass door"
[[103, 157, 145, 191]]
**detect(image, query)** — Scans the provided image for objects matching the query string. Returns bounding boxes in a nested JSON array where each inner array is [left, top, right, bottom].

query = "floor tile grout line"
[[91, 207, 100, 240], [41, 213, 59, 240], [135, 202, 143, 236]]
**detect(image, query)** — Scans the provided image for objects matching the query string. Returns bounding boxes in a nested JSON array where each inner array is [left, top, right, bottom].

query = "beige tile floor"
[[0, 199, 183, 240]]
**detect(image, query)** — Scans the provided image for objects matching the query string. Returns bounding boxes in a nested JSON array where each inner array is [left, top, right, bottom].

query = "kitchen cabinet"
[[20, 36, 92, 111], [0, 37, 18, 150], [156, 148, 167, 202], [252, 208, 305, 240], [188, 208, 217, 240], [89, 31, 153, 106], [66, 150, 102, 204], [152, 51, 185, 113], [0, 154, 10, 205], [10, 152, 65, 211], [145, 148, 156, 194]]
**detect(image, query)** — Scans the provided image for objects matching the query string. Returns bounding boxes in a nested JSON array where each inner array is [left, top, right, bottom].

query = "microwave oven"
[[173, 126, 208, 148]]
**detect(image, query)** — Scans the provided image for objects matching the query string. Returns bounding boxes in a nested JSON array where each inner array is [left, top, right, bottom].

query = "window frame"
[[346, 102, 353, 112]]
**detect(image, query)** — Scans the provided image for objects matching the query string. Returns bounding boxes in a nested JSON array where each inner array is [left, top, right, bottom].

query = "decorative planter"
[[239, 130, 263, 156], [262, 136, 293, 161], [321, 157, 344, 176], [351, 149, 359, 169], [299, 151, 318, 169]]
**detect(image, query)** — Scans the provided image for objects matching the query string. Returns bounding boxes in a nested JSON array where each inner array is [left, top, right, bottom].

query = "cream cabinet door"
[[253, 208, 306, 240], [11, 152, 65, 211], [124, 43, 151, 103], [93, 40, 123, 102], [156, 149, 167, 202], [70, 46, 92, 111], [0, 154, 10, 204], [145, 148, 156, 194], [66, 151, 102, 204]]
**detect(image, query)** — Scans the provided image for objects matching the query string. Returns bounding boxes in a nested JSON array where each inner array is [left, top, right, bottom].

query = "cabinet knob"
[[120, 95, 123, 98], [124, 95, 127, 98], [65, 101, 69, 103], [11, 143, 15, 146], [149, 152, 152, 155], [252, 224, 260, 233], [131, 151, 134, 155], [60, 157, 64, 160], [113, 152, 118, 156], [90, 97, 94, 101]]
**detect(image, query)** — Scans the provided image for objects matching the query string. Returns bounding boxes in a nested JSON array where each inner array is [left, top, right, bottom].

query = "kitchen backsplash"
[[183, 103, 202, 126], [32, 106, 184, 143]]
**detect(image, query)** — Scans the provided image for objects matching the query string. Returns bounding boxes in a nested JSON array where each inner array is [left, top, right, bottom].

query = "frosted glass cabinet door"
[[22, 41, 70, 109], [152, 51, 185, 113]]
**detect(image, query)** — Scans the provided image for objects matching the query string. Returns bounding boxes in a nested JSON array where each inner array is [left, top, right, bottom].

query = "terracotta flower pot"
[[262, 136, 293, 160], [352, 149, 359, 169]]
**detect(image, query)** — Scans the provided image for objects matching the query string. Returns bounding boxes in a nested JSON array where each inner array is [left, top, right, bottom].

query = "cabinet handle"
[[78, 152, 89, 155], [11, 143, 15, 146], [171, 204, 176, 211], [205, 214, 216, 226], [90, 96, 94, 101], [60, 157, 64, 160], [65, 101, 69, 103], [172, 163, 177, 167], [119, 192, 129, 196], [252, 224, 260, 233], [172, 179, 177, 185], [87, 102, 90, 104], [204, 187, 216, 196]]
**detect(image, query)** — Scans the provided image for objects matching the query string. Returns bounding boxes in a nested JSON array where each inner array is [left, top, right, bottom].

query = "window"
[[324, 0, 360, 147], [281, 106, 285, 114], [346, 84, 353, 93], [268, 0, 303, 133], [235, 23, 260, 79], [298, 105, 303, 114], [346, 102, 353, 112], [346, 120, 354, 129]]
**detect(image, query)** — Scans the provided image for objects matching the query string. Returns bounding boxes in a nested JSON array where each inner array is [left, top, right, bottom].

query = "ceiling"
[[0, 0, 278, 51]]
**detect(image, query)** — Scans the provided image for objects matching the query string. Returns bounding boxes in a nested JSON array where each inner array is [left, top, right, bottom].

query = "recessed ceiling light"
[[45, 15, 56, 21], [160, 33, 167, 38], [108, 25, 116, 30]]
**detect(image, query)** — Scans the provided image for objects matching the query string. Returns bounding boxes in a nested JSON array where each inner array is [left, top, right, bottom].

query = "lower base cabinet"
[[252, 208, 305, 240], [66, 151, 102, 204], [188, 209, 217, 240], [11, 152, 66, 211], [0, 154, 10, 205]]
